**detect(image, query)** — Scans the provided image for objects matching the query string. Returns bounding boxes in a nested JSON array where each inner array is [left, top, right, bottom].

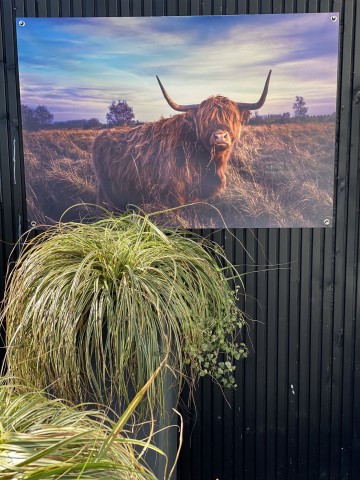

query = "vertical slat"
[[319, 0, 330, 12], [223, 230, 237, 480], [287, 229, 301, 480], [296, 0, 307, 12], [36, 0, 48, 15], [273, 0, 284, 13], [297, 229, 312, 478], [332, 0, 341, 14], [213, 0, 224, 14], [276, 229, 290, 479], [255, 229, 268, 480], [234, 228, 246, 479], [96, 0, 107, 15], [212, 229, 226, 478], [319, 227, 335, 479], [201, 0, 212, 15], [199, 229, 214, 479], [59, 0, 71, 16], [84, 0, 95, 16], [266, 229, 279, 480], [14, 0, 25, 16], [108, 0, 119, 16], [166, 0, 178, 15], [119, 0, 129, 16], [249, 0, 260, 13], [260, 0, 271, 13], [225, 0, 236, 14], [307, 229, 324, 479], [331, 0, 355, 478], [48, 0, 60, 15], [144, 0, 153, 15], [243, 231, 257, 480], [191, 385, 204, 479], [222, 388, 235, 479], [237, 0, 248, 14], [284, 0, 294, 12], [25, 0, 36, 15], [178, 0, 188, 15], [154, 0, 165, 15], [72, 0, 84, 16], [190, 0, 200, 15], [308, 0, 319, 13], [131, 0, 142, 16]]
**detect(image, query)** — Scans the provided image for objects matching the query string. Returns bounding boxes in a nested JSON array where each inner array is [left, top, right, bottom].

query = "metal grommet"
[[18, 20, 26, 27], [324, 218, 331, 226], [330, 15, 337, 23]]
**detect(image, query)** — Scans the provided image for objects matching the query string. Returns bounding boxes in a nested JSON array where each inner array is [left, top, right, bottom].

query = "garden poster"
[[16, 13, 339, 228]]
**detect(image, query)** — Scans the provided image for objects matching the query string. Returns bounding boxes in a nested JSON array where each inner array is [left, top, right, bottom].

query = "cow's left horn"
[[156, 76, 198, 112], [237, 70, 272, 110]]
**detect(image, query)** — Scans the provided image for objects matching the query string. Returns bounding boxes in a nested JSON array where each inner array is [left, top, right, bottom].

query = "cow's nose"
[[214, 132, 228, 142]]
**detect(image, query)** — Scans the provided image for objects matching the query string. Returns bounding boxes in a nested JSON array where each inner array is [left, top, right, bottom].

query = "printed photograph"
[[16, 13, 339, 228]]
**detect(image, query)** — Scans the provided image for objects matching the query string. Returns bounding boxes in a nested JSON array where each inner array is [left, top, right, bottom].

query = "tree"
[[106, 99, 134, 127], [21, 105, 35, 130], [84, 118, 102, 129], [292, 96, 308, 119], [34, 105, 54, 127], [21, 104, 54, 130]]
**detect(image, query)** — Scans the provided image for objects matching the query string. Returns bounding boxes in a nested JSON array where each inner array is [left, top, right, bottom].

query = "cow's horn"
[[156, 76, 198, 112], [237, 70, 272, 110]]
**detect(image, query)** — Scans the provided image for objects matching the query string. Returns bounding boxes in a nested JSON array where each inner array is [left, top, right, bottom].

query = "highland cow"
[[92, 71, 271, 210]]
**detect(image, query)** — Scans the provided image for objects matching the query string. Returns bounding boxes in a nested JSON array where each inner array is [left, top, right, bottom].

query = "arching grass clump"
[[0, 373, 165, 479], [1, 212, 247, 412]]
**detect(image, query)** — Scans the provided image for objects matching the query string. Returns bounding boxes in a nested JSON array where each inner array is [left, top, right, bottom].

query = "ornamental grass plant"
[[0, 370, 169, 479], [1, 212, 247, 414]]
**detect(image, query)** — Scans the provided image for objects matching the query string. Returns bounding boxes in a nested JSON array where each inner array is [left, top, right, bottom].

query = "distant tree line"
[[249, 112, 336, 125], [21, 96, 335, 131], [21, 100, 137, 131], [249, 96, 335, 125]]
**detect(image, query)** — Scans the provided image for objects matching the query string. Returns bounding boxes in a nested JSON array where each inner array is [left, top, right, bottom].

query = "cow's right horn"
[[237, 70, 272, 110], [156, 76, 198, 112]]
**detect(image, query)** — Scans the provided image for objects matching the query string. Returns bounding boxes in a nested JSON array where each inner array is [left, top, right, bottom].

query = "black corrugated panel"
[[0, 1, 359, 479]]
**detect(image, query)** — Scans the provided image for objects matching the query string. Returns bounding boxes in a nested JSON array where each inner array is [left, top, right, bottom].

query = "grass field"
[[23, 121, 335, 228]]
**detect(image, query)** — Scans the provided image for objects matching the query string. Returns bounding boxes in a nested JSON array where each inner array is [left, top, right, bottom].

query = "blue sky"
[[16, 14, 339, 122]]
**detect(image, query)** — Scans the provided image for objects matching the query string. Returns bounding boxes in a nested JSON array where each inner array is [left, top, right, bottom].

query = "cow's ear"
[[182, 111, 199, 140], [241, 109, 251, 124]]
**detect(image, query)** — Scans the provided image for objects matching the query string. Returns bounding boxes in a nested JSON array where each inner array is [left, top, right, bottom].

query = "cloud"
[[17, 14, 339, 121]]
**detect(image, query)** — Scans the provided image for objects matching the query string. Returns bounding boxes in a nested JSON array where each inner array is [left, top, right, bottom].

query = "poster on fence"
[[16, 13, 339, 228]]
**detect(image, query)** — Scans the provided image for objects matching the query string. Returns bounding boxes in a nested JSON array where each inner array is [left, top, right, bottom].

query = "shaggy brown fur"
[[92, 96, 250, 210]]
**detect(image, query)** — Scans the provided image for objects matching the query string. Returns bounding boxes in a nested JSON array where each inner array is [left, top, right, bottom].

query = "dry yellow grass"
[[23, 129, 97, 224], [23, 122, 335, 228]]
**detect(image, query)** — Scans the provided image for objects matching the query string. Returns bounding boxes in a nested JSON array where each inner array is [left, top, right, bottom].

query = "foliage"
[[0, 371, 166, 479], [51, 118, 103, 130], [84, 117, 102, 129], [21, 104, 54, 130], [1, 212, 247, 413], [292, 96, 308, 118], [106, 100, 135, 126]]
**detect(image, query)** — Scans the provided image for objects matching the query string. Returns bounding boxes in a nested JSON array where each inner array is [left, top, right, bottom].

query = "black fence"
[[0, 1, 359, 479]]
